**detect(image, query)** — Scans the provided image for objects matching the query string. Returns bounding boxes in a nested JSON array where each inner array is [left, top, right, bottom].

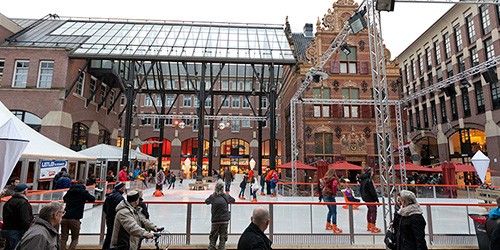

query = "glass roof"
[[26, 19, 295, 64]]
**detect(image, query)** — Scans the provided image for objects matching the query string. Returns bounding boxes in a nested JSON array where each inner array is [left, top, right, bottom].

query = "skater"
[[168, 174, 176, 189], [179, 171, 185, 185], [318, 177, 324, 202], [270, 170, 278, 197], [223, 167, 233, 193], [340, 179, 360, 202], [360, 167, 381, 233], [205, 182, 235, 250], [260, 172, 266, 196], [322, 169, 342, 234], [154, 168, 165, 196], [239, 174, 248, 200], [249, 177, 259, 202]]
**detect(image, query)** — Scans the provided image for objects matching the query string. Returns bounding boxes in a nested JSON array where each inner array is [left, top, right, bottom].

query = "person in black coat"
[[486, 196, 500, 250], [61, 179, 96, 250], [396, 190, 428, 250], [102, 182, 126, 250], [237, 207, 272, 250], [360, 167, 381, 233], [1, 184, 33, 250]]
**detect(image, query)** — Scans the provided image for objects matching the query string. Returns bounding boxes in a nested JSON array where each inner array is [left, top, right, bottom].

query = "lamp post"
[[184, 158, 191, 177], [249, 158, 256, 170]]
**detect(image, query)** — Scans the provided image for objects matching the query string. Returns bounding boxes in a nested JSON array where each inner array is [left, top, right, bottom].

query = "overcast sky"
[[1, 0, 452, 60]]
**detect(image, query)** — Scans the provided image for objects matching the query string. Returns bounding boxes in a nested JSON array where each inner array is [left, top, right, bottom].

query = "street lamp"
[[249, 158, 256, 170], [184, 158, 191, 172]]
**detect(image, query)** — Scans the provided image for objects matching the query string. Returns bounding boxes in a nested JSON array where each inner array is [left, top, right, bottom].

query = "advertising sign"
[[40, 160, 67, 179]]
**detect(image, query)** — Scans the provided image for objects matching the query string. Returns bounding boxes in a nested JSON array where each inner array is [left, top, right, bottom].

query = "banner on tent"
[[40, 160, 67, 179]]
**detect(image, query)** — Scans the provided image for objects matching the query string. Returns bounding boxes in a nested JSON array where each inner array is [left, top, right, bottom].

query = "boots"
[[367, 223, 372, 231], [260, 192, 266, 196], [332, 224, 343, 234], [371, 223, 381, 233], [251, 198, 257, 202], [325, 222, 332, 230]]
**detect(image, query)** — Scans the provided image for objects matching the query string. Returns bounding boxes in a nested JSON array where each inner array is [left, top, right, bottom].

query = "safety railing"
[[15, 199, 495, 248]]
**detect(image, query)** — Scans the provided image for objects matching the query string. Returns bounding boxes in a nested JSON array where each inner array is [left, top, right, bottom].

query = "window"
[[205, 96, 212, 107], [0, 59, 4, 76], [422, 104, 429, 128], [100, 84, 107, 104], [415, 107, 421, 128], [120, 94, 126, 105], [404, 65, 409, 84], [231, 120, 240, 132], [462, 88, 471, 117], [166, 95, 174, 106], [12, 60, 29, 88], [70, 122, 88, 151], [109, 90, 115, 108], [446, 62, 453, 78], [436, 68, 443, 82], [241, 119, 251, 128], [474, 82, 485, 113], [221, 81, 229, 91], [491, 79, 500, 109], [313, 105, 330, 118], [222, 96, 230, 107], [440, 96, 447, 123], [339, 46, 357, 74], [75, 71, 85, 96], [155, 95, 163, 106], [484, 39, 494, 61], [411, 59, 416, 80], [154, 116, 161, 130], [480, 4, 491, 34], [193, 96, 199, 108], [147, 79, 155, 89], [89, 77, 97, 102], [183, 95, 191, 107], [261, 97, 268, 108], [141, 116, 152, 125], [450, 95, 458, 120], [430, 100, 438, 125], [242, 97, 251, 108], [11, 110, 42, 132], [37, 61, 54, 88], [341, 88, 359, 118], [408, 110, 414, 132], [314, 132, 333, 155], [434, 41, 441, 65], [232, 96, 240, 108], [458, 55, 465, 73], [443, 33, 451, 59], [144, 95, 153, 106], [98, 129, 111, 144], [466, 14, 476, 43], [425, 47, 432, 70], [427, 73, 433, 86], [418, 53, 423, 73], [470, 47, 480, 77], [454, 24, 463, 52]]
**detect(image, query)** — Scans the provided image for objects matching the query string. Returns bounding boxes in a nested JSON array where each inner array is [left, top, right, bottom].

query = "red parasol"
[[328, 161, 363, 171], [277, 160, 317, 170]]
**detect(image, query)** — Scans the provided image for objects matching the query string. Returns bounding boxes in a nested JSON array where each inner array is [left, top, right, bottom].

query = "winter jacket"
[[240, 177, 248, 189], [156, 171, 165, 184], [118, 169, 128, 182], [133, 169, 141, 179], [237, 222, 272, 250], [487, 207, 500, 249], [15, 217, 59, 250], [103, 189, 125, 224], [205, 193, 235, 223], [55, 177, 71, 189], [322, 177, 338, 198], [111, 200, 156, 250], [223, 170, 233, 182], [1, 185, 16, 197], [359, 173, 379, 202], [63, 184, 96, 220], [137, 198, 150, 219], [2, 194, 33, 230], [265, 170, 275, 181], [396, 204, 428, 250]]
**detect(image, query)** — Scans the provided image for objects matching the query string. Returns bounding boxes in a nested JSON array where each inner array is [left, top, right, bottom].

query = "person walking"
[[360, 167, 381, 233], [102, 182, 126, 250], [60, 179, 96, 250], [168, 174, 176, 189], [395, 190, 428, 250], [486, 196, 500, 250], [237, 207, 272, 250], [205, 182, 236, 250], [111, 190, 159, 250], [15, 202, 64, 250], [1, 183, 33, 250], [222, 167, 233, 194], [322, 169, 342, 234], [118, 166, 128, 182], [239, 174, 248, 200]]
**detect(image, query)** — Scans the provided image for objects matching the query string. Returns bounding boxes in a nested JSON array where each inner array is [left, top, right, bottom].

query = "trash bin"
[[469, 213, 490, 250]]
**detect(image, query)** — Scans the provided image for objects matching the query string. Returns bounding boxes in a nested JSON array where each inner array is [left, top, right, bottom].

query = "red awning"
[[277, 160, 317, 170], [328, 161, 363, 171], [394, 162, 441, 172]]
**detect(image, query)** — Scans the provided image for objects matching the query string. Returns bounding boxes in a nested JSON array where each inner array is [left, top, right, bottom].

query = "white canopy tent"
[[79, 144, 156, 161]]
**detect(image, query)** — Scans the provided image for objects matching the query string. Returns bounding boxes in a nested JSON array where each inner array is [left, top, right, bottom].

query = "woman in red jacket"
[[322, 169, 342, 234]]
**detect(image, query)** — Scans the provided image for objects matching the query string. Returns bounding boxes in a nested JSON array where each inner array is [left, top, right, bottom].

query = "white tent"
[[79, 144, 156, 162], [0, 104, 29, 189], [0, 102, 93, 161]]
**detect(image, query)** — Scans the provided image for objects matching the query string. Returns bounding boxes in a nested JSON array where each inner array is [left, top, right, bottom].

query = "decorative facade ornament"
[[334, 126, 342, 139], [343, 80, 357, 88], [364, 127, 371, 138], [361, 80, 368, 93], [340, 126, 367, 153], [390, 80, 398, 93], [333, 80, 340, 92], [305, 125, 313, 139], [305, 39, 318, 65], [358, 40, 365, 51]]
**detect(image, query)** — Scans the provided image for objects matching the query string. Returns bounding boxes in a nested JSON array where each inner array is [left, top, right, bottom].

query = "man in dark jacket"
[[206, 182, 236, 250], [61, 179, 96, 250], [0, 177, 19, 198], [360, 167, 381, 233], [1, 183, 33, 250], [102, 182, 126, 250], [55, 173, 72, 189], [486, 196, 500, 250], [237, 207, 272, 250], [223, 167, 233, 193]]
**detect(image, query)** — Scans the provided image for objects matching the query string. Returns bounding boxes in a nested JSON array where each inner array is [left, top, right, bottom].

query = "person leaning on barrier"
[[110, 190, 159, 250], [16, 201, 64, 250], [486, 196, 500, 249], [102, 182, 126, 250], [237, 207, 272, 250], [395, 190, 428, 250], [1, 183, 33, 250], [0, 177, 20, 198], [61, 179, 96, 250], [206, 181, 236, 250]]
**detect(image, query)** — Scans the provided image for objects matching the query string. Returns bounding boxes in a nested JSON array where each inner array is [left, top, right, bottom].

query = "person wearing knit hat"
[[114, 182, 125, 190], [111, 190, 159, 250]]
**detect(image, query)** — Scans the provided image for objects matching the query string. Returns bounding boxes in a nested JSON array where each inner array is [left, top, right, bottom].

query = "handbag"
[[384, 228, 396, 250]]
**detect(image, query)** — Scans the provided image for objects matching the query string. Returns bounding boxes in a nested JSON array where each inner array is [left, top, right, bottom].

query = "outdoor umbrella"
[[277, 160, 317, 170], [395, 162, 441, 172], [328, 161, 363, 171]]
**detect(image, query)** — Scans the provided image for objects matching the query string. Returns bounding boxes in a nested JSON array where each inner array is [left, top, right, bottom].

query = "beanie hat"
[[14, 183, 28, 192], [114, 182, 125, 190], [127, 190, 140, 203]]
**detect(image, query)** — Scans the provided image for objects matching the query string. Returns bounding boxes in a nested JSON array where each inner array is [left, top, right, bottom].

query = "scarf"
[[398, 203, 423, 217]]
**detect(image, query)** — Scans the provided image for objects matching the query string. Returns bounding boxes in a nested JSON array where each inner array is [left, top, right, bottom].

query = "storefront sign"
[[40, 160, 67, 179]]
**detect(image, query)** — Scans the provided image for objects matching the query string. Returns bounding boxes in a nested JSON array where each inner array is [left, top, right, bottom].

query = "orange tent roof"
[[277, 160, 317, 170], [394, 162, 441, 172], [328, 161, 363, 171]]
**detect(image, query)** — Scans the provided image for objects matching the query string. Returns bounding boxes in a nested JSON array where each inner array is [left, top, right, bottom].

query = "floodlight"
[[376, 0, 396, 12], [348, 8, 367, 34], [341, 43, 351, 55], [178, 121, 186, 129], [460, 79, 472, 89]]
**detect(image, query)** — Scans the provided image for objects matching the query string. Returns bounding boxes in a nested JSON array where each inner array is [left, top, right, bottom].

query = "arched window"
[[11, 110, 42, 132], [70, 122, 89, 151], [449, 128, 487, 163], [220, 139, 250, 174], [98, 129, 111, 144]]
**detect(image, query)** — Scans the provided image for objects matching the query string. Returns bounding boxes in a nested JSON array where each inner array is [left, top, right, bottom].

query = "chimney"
[[303, 23, 313, 37]]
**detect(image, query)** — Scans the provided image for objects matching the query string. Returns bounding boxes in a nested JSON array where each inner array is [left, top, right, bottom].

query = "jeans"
[[250, 189, 257, 199], [323, 196, 337, 224], [239, 188, 245, 197], [1, 230, 24, 250], [224, 181, 231, 192], [208, 223, 228, 250], [266, 180, 271, 195], [102, 220, 114, 250], [367, 205, 377, 223], [61, 218, 81, 250]]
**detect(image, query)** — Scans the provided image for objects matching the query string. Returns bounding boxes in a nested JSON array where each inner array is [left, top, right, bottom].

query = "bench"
[[203, 176, 217, 183], [476, 188, 500, 204], [189, 181, 209, 190], [341, 190, 360, 210]]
